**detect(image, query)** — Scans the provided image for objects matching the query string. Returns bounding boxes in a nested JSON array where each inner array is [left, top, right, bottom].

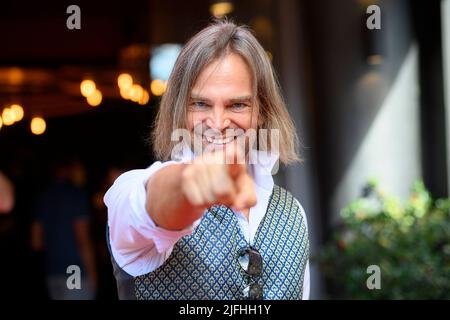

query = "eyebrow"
[[189, 94, 253, 104]]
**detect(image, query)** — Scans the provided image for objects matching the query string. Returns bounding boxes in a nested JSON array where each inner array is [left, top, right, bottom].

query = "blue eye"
[[191, 101, 209, 109], [231, 103, 248, 110]]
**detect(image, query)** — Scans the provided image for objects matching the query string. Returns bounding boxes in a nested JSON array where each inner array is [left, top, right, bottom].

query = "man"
[[31, 159, 97, 300], [105, 20, 310, 300]]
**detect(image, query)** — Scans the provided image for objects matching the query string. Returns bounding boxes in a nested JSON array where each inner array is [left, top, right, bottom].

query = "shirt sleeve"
[[295, 198, 310, 300], [104, 161, 201, 277]]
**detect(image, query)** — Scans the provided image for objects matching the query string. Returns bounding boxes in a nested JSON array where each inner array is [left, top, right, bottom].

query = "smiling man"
[[105, 20, 310, 300]]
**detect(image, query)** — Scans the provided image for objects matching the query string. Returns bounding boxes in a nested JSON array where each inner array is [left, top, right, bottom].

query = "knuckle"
[[182, 164, 201, 182]]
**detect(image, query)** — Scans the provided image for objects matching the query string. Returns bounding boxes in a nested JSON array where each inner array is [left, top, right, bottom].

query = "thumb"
[[233, 171, 257, 211], [225, 141, 246, 178]]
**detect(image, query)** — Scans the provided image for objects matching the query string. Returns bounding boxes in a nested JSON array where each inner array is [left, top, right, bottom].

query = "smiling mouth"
[[204, 135, 236, 145]]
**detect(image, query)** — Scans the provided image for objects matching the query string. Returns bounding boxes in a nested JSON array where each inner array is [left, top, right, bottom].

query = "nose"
[[205, 107, 230, 131]]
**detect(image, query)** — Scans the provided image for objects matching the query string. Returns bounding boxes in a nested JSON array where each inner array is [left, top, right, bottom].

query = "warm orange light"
[[210, 2, 234, 18], [130, 84, 144, 102], [87, 89, 102, 107], [120, 87, 132, 100], [0, 116, 3, 130], [80, 80, 96, 97], [8, 67, 25, 85], [2, 108, 15, 126], [10, 104, 24, 122], [117, 73, 133, 90], [31, 117, 46, 135], [150, 79, 167, 97], [138, 90, 150, 105]]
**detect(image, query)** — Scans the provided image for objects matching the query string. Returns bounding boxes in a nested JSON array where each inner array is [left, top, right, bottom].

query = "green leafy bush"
[[317, 180, 450, 299]]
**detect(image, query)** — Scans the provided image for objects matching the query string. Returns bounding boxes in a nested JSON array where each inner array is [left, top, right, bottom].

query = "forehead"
[[191, 53, 254, 96]]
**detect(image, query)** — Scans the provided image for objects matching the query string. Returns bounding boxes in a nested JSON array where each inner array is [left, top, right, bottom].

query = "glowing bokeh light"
[[210, 2, 234, 18], [10, 104, 24, 122], [120, 87, 132, 100], [150, 79, 167, 97], [138, 90, 150, 105], [87, 89, 103, 107], [80, 80, 96, 97], [2, 108, 15, 126], [129, 84, 144, 102], [31, 117, 46, 135], [117, 73, 133, 90]]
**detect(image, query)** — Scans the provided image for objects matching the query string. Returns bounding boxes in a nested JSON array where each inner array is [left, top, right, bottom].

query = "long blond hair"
[[152, 20, 300, 164]]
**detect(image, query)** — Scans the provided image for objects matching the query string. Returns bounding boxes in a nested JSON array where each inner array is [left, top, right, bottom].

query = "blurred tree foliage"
[[316, 179, 450, 299]]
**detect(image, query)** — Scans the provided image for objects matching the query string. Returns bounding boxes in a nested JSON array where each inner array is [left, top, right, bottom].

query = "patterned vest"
[[109, 185, 309, 300]]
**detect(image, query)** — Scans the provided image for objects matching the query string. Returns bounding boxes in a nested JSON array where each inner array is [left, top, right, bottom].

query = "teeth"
[[205, 136, 234, 145]]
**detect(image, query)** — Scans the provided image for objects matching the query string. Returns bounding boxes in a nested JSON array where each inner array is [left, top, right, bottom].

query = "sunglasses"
[[237, 247, 263, 300]]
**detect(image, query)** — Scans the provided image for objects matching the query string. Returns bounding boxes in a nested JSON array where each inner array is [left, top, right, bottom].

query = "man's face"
[[186, 53, 259, 154]]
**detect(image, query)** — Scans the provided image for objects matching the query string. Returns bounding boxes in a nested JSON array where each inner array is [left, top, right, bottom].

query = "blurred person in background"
[[0, 170, 17, 298], [0, 150, 47, 299], [31, 157, 97, 300], [0, 171, 14, 214], [91, 165, 123, 300]]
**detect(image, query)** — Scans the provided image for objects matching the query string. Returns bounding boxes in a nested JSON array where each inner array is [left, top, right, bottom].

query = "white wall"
[[330, 45, 422, 222]]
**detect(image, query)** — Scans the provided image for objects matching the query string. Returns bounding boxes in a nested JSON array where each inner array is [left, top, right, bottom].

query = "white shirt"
[[104, 145, 310, 299]]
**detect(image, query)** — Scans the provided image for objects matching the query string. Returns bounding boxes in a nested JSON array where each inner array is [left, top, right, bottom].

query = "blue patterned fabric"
[[133, 185, 309, 300]]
